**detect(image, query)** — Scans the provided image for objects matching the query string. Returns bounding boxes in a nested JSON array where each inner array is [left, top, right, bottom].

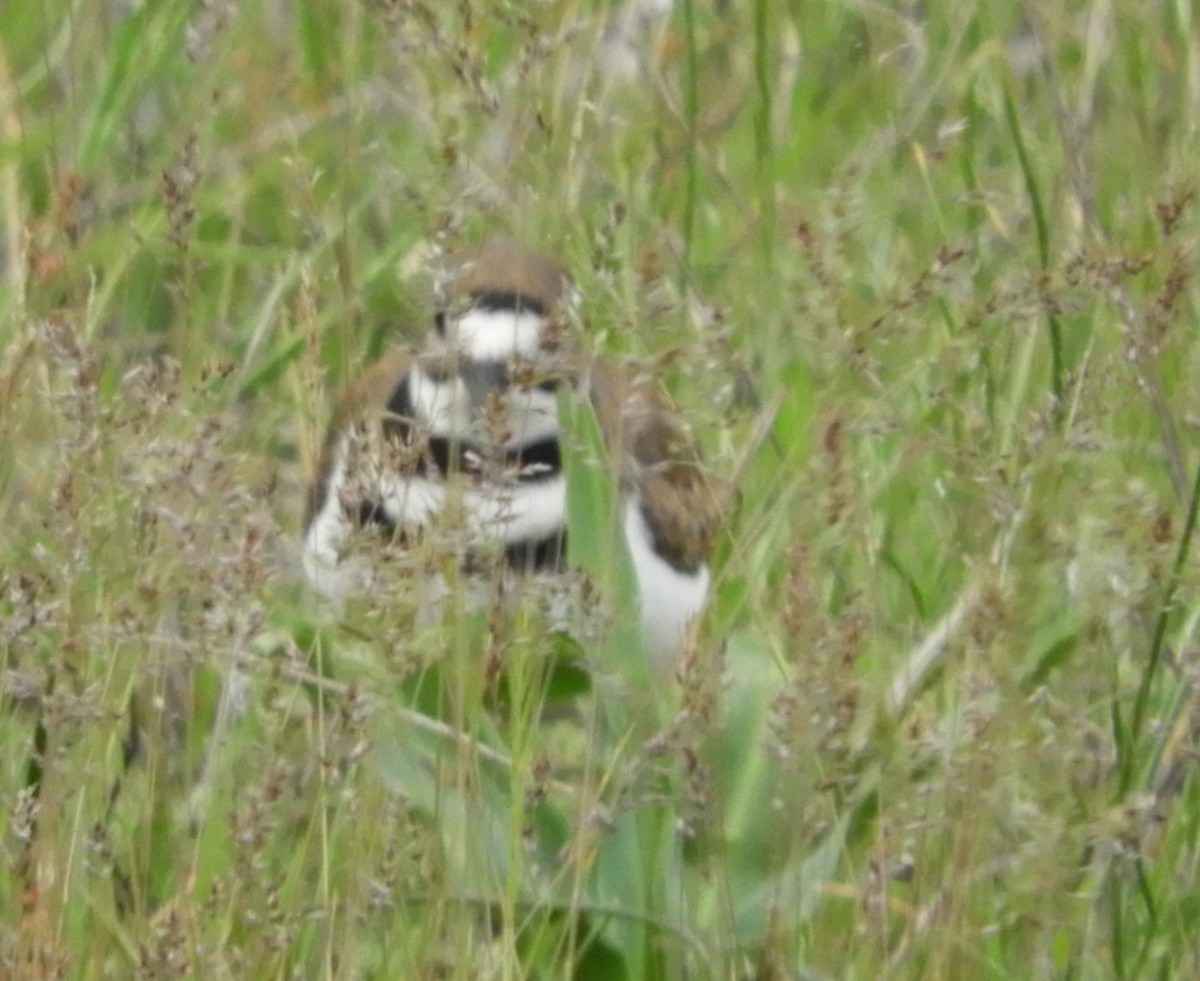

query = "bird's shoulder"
[[586, 356, 727, 571]]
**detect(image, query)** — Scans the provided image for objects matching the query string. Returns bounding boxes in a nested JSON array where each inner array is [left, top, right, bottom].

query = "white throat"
[[450, 308, 545, 360], [406, 362, 561, 446]]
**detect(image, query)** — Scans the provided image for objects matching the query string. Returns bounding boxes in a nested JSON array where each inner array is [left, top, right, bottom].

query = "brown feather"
[[587, 358, 725, 572]]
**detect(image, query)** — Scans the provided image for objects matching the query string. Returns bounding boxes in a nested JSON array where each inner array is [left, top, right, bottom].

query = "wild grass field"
[[3, 0, 1200, 977]]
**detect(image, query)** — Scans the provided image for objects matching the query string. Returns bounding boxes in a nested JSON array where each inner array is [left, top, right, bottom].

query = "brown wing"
[[586, 357, 725, 573], [303, 352, 413, 531]]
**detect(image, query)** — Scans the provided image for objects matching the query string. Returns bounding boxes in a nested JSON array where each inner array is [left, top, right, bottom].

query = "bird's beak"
[[460, 360, 509, 409]]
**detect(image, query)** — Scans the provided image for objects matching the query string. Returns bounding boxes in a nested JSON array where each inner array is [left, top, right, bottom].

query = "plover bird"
[[302, 239, 722, 662]]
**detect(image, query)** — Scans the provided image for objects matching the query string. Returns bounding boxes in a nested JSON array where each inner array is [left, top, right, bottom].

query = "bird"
[[302, 238, 722, 663]]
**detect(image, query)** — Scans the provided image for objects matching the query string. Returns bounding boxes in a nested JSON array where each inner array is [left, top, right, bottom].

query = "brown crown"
[[442, 238, 570, 312]]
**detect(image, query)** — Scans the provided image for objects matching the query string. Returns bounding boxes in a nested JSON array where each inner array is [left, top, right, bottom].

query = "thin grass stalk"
[[752, 0, 774, 269], [1002, 82, 1065, 417], [680, 0, 699, 262], [1121, 453, 1200, 794]]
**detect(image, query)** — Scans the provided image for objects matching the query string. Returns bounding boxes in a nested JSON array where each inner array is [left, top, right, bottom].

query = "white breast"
[[463, 476, 566, 545], [407, 365, 472, 438], [502, 387, 561, 446], [408, 361, 560, 450]]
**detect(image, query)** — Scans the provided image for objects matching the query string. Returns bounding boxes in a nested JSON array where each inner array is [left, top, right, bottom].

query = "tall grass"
[[3, 0, 1200, 977]]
